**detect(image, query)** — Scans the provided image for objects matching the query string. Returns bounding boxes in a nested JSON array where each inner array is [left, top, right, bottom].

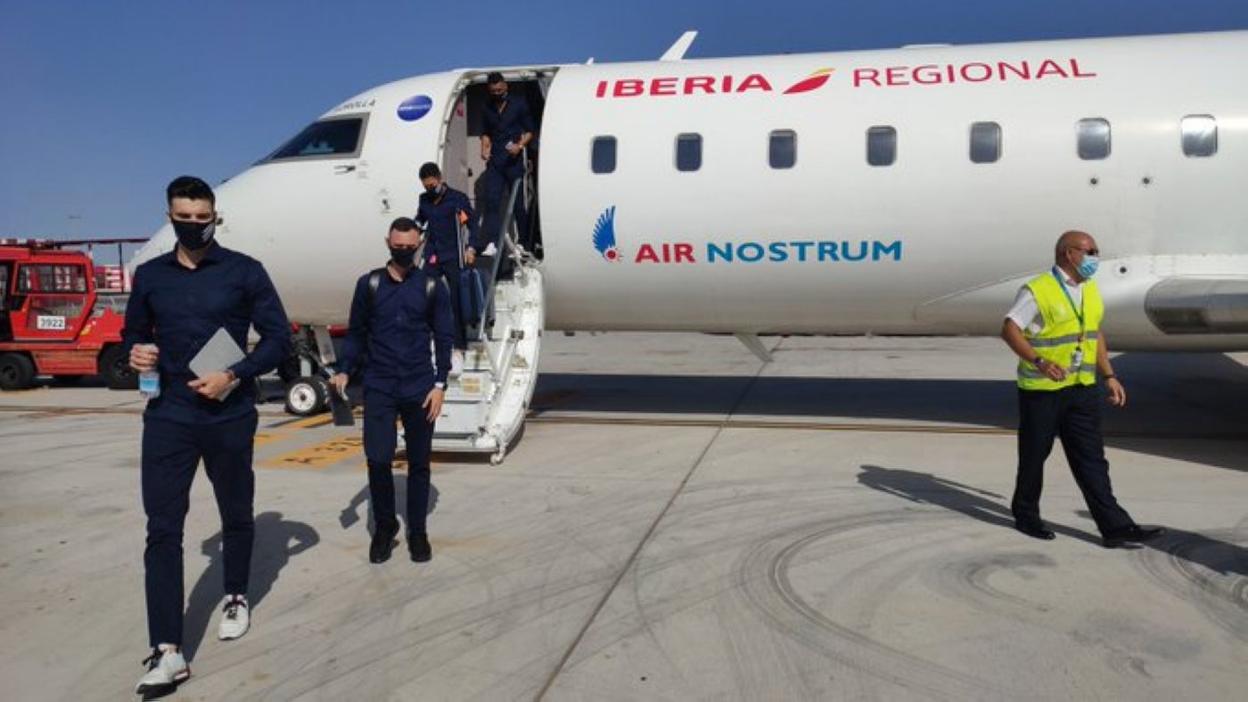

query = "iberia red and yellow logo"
[[783, 68, 835, 94]]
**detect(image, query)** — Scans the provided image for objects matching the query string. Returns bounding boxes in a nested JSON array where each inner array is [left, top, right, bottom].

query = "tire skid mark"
[[929, 551, 1057, 617], [737, 510, 1017, 701], [1130, 525, 1248, 643]]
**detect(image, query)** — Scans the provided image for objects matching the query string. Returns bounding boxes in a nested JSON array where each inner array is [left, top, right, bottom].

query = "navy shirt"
[[337, 266, 454, 399], [122, 245, 291, 424], [416, 187, 483, 269], [482, 94, 535, 168]]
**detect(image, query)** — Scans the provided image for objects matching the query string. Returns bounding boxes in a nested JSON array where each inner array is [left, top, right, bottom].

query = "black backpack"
[[365, 267, 441, 324], [367, 267, 435, 305]]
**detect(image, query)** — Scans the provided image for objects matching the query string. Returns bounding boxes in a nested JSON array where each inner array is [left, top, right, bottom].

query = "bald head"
[[1055, 230, 1096, 262], [1053, 230, 1101, 280]]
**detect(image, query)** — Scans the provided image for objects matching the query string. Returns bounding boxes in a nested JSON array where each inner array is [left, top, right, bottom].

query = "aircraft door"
[[442, 94, 474, 197]]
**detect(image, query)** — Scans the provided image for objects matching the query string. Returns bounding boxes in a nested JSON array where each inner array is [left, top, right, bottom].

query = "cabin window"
[[591, 136, 617, 174], [675, 133, 702, 172], [1181, 115, 1217, 157], [1076, 118, 1111, 160], [969, 122, 1001, 163], [261, 115, 368, 163], [769, 130, 797, 169], [867, 126, 896, 166]]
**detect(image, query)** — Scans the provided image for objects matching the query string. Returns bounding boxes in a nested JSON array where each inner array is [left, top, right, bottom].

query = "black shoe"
[[409, 532, 432, 563], [1015, 521, 1056, 540], [1102, 524, 1164, 549], [369, 526, 399, 563]]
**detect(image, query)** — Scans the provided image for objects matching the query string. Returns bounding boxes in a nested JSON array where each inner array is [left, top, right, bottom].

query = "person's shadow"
[[181, 511, 319, 662], [339, 475, 439, 536], [857, 464, 1248, 576]]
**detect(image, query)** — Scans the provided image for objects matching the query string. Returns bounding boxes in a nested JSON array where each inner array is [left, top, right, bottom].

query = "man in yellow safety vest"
[[1001, 230, 1163, 548]]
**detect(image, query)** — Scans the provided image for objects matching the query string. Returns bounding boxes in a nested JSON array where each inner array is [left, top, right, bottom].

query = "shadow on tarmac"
[[857, 464, 1248, 580], [182, 512, 319, 662], [339, 477, 440, 537], [532, 353, 1248, 471]]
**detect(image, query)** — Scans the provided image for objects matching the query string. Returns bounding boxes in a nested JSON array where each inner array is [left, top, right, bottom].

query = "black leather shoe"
[[1015, 522, 1056, 540], [409, 532, 432, 563], [369, 526, 399, 563], [1102, 524, 1164, 548]]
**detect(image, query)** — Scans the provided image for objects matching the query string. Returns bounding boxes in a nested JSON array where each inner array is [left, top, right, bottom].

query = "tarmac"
[[0, 333, 1245, 701]]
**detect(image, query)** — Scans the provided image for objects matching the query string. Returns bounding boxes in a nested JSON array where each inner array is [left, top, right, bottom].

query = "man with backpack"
[[331, 217, 455, 564], [415, 162, 485, 376]]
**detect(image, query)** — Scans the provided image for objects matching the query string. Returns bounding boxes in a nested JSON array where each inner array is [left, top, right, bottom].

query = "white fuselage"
[[134, 30, 1248, 351]]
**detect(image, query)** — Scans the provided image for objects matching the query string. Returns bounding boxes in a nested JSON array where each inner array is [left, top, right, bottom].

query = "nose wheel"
[[285, 375, 329, 416]]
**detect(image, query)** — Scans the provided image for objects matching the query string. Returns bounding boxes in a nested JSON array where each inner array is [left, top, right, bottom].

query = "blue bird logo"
[[592, 206, 622, 262]]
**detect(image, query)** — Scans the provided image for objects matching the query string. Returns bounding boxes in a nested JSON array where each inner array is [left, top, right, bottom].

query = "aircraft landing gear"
[[285, 375, 329, 417], [282, 325, 339, 416]]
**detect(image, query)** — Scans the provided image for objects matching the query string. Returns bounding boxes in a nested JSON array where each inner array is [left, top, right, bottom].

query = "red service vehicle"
[[0, 238, 149, 391]]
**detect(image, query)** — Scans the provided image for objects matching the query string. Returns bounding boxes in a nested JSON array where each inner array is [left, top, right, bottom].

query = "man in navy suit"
[[416, 162, 483, 374], [479, 71, 535, 252]]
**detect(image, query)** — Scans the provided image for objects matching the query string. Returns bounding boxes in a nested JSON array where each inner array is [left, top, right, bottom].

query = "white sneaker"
[[217, 595, 250, 641], [135, 646, 189, 694], [450, 350, 465, 378]]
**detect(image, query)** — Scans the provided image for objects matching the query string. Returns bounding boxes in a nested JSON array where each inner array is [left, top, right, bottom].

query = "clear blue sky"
[[2, 0, 1245, 239]]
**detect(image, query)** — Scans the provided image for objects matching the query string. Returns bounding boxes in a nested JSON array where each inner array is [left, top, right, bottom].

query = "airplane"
[[131, 29, 1248, 462]]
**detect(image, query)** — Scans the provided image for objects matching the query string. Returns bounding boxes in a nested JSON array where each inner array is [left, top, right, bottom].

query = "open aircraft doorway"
[[439, 68, 556, 261], [422, 68, 557, 462]]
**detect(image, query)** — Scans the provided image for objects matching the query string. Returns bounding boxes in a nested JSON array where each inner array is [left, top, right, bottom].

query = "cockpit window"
[[260, 115, 368, 163]]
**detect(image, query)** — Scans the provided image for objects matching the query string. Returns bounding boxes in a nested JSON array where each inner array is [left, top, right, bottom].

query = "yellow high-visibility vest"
[[1017, 269, 1103, 391]]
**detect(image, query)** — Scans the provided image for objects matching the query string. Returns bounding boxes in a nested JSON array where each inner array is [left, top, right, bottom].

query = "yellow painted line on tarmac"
[[262, 434, 363, 470], [269, 414, 336, 430], [253, 431, 283, 447]]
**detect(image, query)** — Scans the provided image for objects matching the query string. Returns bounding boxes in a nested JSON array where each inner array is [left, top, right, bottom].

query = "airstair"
[[431, 180, 542, 464]]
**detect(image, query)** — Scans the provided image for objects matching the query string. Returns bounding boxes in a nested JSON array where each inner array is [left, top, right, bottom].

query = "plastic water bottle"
[[137, 344, 160, 399], [139, 370, 160, 399]]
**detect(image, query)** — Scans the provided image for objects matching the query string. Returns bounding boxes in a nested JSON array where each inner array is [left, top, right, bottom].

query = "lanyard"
[[1052, 267, 1086, 340]]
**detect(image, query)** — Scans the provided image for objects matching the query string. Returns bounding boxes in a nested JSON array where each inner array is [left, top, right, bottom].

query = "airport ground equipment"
[[0, 238, 147, 390]]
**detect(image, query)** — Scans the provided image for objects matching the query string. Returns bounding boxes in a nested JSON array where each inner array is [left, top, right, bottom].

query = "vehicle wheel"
[[285, 376, 328, 416], [0, 353, 35, 391], [100, 345, 138, 390]]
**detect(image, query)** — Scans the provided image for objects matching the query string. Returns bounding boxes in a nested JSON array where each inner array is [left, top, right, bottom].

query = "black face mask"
[[171, 218, 216, 250], [491, 92, 507, 104], [390, 247, 417, 268]]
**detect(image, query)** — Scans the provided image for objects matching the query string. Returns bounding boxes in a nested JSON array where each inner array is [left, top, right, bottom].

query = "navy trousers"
[[363, 390, 434, 536], [141, 413, 257, 647], [426, 260, 468, 350], [480, 161, 528, 250], [1012, 385, 1134, 535]]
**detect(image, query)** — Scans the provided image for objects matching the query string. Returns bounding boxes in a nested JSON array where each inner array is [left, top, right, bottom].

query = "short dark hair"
[[389, 216, 419, 233], [418, 162, 441, 180], [166, 175, 215, 206], [486, 71, 505, 85]]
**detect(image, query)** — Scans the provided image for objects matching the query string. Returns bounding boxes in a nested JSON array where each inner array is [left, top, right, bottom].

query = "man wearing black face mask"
[[416, 161, 484, 375], [332, 217, 454, 565], [479, 71, 535, 253], [123, 176, 291, 695]]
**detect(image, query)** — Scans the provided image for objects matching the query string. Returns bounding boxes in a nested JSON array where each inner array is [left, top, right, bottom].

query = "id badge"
[[1071, 347, 1084, 370]]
